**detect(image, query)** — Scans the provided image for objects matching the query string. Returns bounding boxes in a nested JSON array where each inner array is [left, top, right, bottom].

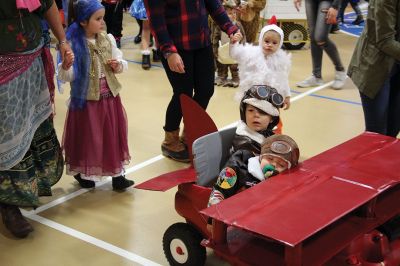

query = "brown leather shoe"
[[0, 204, 33, 238]]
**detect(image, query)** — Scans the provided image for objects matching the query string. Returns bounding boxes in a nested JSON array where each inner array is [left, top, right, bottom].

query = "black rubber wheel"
[[282, 23, 308, 50], [163, 223, 206, 266]]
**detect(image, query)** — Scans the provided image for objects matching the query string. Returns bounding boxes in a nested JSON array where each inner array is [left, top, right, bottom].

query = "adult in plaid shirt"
[[144, 0, 239, 162]]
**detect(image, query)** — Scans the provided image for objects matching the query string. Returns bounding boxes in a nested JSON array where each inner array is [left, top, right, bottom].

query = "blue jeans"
[[360, 63, 400, 137]]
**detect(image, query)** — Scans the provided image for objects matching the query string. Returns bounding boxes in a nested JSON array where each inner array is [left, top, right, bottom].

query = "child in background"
[[230, 17, 291, 109], [58, 0, 134, 190], [208, 134, 299, 209], [212, 0, 246, 87], [129, 0, 152, 69], [101, 0, 123, 48]]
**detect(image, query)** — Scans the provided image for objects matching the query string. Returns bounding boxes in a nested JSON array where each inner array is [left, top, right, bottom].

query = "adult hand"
[[167, 53, 185, 73], [294, 0, 302, 12], [59, 42, 73, 65], [230, 30, 243, 44], [326, 7, 338, 24]]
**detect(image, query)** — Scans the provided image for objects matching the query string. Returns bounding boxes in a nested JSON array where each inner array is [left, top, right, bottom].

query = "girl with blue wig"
[[58, 0, 134, 190]]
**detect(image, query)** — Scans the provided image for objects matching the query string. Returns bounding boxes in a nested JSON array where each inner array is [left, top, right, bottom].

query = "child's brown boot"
[[161, 129, 190, 162]]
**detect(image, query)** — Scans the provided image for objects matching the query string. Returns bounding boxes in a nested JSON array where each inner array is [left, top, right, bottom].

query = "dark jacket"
[[348, 0, 400, 99]]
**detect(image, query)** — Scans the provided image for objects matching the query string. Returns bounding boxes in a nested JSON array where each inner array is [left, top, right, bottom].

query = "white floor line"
[[29, 155, 164, 215], [21, 211, 162, 266], [291, 81, 334, 102]]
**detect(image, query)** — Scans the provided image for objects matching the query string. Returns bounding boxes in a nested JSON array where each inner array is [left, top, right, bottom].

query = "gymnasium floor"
[[0, 11, 367, 266]]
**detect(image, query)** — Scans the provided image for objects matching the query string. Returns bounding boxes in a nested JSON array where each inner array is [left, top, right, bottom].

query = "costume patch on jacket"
[[216, 167, 237, 189], [208, 189, 225, 206]]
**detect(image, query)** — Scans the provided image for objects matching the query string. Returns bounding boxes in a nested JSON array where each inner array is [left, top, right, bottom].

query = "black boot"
[[142, 54, 151, 70], [0, 203, 33, 238], [112, 176, 134, 190], [149, 34, 154, 47], [152, 49, 161, 62], [134, 34, 141, 44], [352, 16, 364, 25], [74, 174, 95, 188]]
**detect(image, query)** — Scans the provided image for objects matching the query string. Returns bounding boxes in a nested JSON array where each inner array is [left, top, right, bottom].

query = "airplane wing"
[[201, 132, 400, 247]]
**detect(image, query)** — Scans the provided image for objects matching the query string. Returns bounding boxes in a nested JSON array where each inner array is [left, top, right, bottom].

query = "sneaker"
[[331, 70, 347, 90], [296, 75, 324, 88]]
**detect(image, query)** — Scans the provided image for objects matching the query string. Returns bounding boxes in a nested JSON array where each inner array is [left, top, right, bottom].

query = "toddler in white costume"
[[230, 17, 292, 109]]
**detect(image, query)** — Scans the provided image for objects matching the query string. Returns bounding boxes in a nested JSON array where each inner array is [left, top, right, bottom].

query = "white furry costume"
[[230, 24, 291, 101]]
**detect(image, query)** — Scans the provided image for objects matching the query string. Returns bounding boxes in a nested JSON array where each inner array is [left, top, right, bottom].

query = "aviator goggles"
[[245, 85, 284, 108]]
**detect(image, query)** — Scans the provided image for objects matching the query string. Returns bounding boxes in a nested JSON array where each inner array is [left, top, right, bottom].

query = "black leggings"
[[161, 46, 215, 132], [102, 1, 123, 38]]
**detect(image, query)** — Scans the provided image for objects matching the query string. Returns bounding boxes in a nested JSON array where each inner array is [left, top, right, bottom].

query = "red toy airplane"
[[136, 95, 400, 266]]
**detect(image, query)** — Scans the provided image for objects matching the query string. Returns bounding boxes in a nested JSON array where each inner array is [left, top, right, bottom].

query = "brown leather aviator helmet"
[[260, 134, 300, 169]]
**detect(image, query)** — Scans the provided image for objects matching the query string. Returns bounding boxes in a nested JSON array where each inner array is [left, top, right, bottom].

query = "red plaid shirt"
[[144, 0, 238, 56]]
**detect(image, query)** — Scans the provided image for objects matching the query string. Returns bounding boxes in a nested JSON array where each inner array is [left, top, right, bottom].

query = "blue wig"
[[65, 0, 104, 109]]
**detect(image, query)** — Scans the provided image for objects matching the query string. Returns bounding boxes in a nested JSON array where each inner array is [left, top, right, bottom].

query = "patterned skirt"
[[0, 118, 64, 207]]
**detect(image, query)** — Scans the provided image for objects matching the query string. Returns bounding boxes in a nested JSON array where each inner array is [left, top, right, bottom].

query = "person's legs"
[[297, 0, 324, 87], [311, 1, 346, 89], [141, 19, 151, 70], [111, 1, 124, 47], [338, 0, 349, 23], [350, 1, 364, 25], [360, 83, 391, 136], [215, 61, 228, 86], [192, 46, 215, 109], [230, 64, 240, 87], [160, 50, 195, 161], [102, 2, 113, 34], [361, 64, 400, 137], [387, 64, 400, 137], [0, 117, 63, 238], [134, 18, 143, 44]]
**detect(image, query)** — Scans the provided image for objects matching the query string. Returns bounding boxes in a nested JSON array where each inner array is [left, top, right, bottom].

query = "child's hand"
[[107, 59, 121, 72], [283, 96, 291, 110], [62, 51, 74, 70], [230, 31, 243, 44]]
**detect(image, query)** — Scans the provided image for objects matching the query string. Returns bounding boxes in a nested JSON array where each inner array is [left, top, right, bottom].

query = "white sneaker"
[[296, 75, 324, 88], [331, 70, 347, 90]]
